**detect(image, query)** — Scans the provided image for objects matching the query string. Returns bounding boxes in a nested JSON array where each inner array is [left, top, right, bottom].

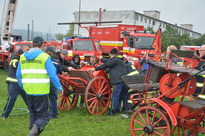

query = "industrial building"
[[73, 10, 201, 39]]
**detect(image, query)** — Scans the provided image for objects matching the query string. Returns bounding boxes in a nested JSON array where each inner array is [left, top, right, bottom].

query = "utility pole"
[[78, 0, 81, 35], [27, 24, 29, 41], [49, 29, 51, 40], [31, 20, 34, 40]]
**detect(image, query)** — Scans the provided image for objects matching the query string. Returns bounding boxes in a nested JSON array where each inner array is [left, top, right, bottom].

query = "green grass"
[[0, 68, 130, 136], [0, 68, 198, 136]]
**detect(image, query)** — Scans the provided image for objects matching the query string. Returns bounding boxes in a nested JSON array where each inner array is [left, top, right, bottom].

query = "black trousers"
[[27, 94, 52, 132]]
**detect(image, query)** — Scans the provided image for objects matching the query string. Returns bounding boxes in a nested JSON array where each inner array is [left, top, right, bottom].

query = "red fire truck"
[[0, 0, 32, 71], [45, 38, 102, 62], [90, 24, 156, 69]]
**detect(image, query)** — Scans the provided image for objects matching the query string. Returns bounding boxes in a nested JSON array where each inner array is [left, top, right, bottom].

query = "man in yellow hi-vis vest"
[[16, 36, 62, 136]]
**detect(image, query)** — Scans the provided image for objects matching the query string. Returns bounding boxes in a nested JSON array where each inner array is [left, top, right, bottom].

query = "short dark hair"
[[90, 55, 96, 59], [33, 43, 43, 48]]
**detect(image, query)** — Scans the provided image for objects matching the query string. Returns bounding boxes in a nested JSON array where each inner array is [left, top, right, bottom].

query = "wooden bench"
[[122, 75, 159, 92], [178, 99, 205, 110]]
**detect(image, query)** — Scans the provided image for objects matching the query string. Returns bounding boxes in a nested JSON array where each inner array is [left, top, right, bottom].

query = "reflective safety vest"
[[127, 65, 139, 76], [197, 74, 205, 99], [20, 53, 50, 95]]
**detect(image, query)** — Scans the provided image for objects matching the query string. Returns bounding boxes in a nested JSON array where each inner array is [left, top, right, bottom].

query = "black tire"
[[4, 58, 9, 72]]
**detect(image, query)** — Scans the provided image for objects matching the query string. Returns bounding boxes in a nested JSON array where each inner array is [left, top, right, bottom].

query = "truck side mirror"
[[123, 31, 130, 36]]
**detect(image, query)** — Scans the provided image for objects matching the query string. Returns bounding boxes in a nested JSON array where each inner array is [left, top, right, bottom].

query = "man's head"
[[199, 45, 205, 58], [60, 49, 69, 59], [109, 48, 117, 58], [50, 45, 56, 52], [45, 47, 54, 57], [32, 36, 46, 50], [166, 45, 177, 53], [22, 45, 31, 52], [90, 55, 97, 64], [74, 55, 80, 63]]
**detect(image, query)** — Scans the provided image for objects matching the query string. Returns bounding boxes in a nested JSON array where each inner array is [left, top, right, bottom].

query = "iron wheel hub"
[[97, 93, 103, 100], [143, 124, 154, 134]]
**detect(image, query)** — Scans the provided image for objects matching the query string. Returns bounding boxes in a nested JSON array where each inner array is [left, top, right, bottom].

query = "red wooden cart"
[[122, 50, 205, 135], [57, 65, 111, 115]]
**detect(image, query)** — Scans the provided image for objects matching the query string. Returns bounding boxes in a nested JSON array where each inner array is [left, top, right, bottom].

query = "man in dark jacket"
[[53, 49, 79, 72], [45, 47, 62, 119], [121, 58, 140, 112], [91, 48, 127, 116], [2, 45, 30, 120], [194, 45, 205, 99]]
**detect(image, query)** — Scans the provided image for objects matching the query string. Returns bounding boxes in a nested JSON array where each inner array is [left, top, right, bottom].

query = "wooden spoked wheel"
[[172, 125, 189, 136], [130, 106, 171, 136], [85, 77, 111, 115], [57, 80, 78, 110]]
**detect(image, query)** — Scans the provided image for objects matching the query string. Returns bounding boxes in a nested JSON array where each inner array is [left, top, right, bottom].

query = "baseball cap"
[[61, 49, 69, 57], [45, 47, 53, 52], [33, 36, 46, 44], [50, 45, 56, 52]]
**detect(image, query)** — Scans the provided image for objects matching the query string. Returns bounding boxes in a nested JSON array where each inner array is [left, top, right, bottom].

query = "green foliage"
[[145, 26, 154, 32], [55, 33, 64, 40], [64, 24, 74, 37], [194, 34, 205, 46], [161, 25, 205, 52], [54, 24, 74, 40]]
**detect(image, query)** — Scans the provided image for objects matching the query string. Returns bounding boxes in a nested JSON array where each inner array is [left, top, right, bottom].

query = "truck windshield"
[[73, 40, 101, 51], [15, 44, 32, 51], [134, 37, 155, 49]]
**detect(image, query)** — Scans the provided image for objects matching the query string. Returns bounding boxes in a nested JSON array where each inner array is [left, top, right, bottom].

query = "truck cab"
[[63, 37, 102, 62]]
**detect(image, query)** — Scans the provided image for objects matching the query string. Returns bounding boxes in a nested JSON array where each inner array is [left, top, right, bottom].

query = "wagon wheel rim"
[[130, 106, 171, 136], [57, 80, 78, 110], [172, 125, 187, 136], [85, 77, 111, 115]]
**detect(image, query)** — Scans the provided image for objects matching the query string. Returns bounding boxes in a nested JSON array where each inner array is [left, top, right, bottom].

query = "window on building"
[[141, 16, 143, 22], [145, 18, 147, 23], [153, 20, 155, 25], [136, 15, 138, 21], [149, 19, 151, 24], [163, 23, 165, 28]]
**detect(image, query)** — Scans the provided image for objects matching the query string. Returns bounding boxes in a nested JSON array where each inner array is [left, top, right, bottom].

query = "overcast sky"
[[0, 0, 205, 35]]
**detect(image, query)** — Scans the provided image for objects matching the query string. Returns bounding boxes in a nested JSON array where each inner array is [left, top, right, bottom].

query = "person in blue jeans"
[[45, 47, 62, 119], [91, 48, 127, 116], [2, 45, 30, 120]]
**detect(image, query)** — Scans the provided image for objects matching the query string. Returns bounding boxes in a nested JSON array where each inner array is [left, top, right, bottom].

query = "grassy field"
[[0, 68, 196, 136], [0, 68, 131, 136]]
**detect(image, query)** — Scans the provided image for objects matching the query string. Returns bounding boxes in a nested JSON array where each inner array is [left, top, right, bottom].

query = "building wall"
[[73, 10, 201, 39]]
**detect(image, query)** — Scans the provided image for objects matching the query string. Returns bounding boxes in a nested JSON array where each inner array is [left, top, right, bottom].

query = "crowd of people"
[[2, 35, 205, 135]]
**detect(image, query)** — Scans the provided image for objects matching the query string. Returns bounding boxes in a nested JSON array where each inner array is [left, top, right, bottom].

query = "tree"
[[64, 24, 74, 37], [145, 26, 154, 32], [161, 25, 194, 52], [193, 34, 205, 46], [55, 33, 64, 40]]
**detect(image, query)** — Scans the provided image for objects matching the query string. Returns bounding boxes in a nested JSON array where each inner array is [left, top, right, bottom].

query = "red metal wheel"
[[130, 106, 171, 136], [57, 80, 78, 110], [179, 73, 196, 96], [85, 77, 111, 115], [159, 73, 183, 98]]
